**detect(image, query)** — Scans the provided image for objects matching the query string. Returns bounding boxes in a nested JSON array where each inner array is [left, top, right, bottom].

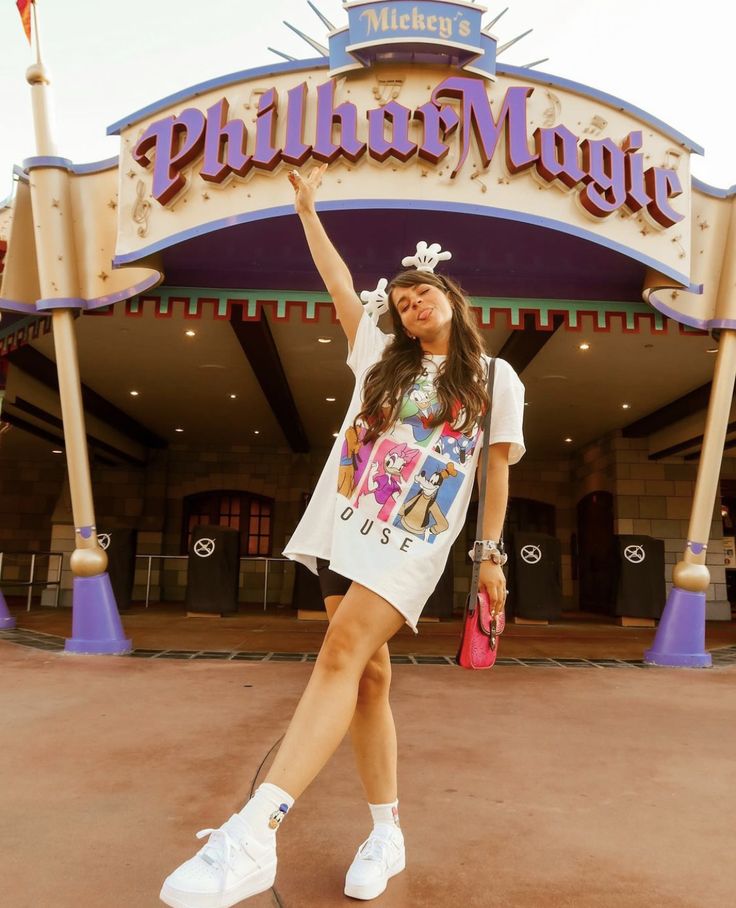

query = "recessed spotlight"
[[254, 430, 260, 435], [706, 347, 718, 354], [318, 337, 332, 344], [564, 437, 573, 443], [622, 403, 630, 409], [51, 449, 63, 454], [524, 402, 529, 407], [185, 330, 196, 337], [229, 394, 237, 399], [578, 342, 590, 351], [332, 432, 339, 437], [175, 428, 184, 433], [130, 390, 139, 396], [326, 397, 336, 402]]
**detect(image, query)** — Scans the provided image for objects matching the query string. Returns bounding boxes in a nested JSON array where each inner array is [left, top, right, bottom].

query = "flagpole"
[[31, 0, 42, 65], [22, 2, 131, 653]]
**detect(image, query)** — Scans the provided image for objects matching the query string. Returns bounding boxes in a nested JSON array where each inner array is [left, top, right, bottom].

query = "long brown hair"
[[355, 270, 489, 442]]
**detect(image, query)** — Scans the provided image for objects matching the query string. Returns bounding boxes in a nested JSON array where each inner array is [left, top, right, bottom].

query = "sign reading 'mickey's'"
[[133, 75, 684, 229]]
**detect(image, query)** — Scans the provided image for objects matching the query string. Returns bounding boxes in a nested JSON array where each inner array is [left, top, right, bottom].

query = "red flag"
[[16, 0, 33, 43]]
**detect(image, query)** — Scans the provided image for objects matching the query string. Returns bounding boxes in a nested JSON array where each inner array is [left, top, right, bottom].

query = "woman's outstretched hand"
[[288, 164, 328, 216], [479, 561, 507, 619]]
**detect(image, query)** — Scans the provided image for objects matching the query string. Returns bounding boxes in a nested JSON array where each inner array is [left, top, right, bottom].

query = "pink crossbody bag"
[[455, 358, 505, 669]]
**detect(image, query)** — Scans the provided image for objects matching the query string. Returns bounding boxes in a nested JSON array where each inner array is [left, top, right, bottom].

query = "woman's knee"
[[357, 651, 392, 706], [317, 623, 365, 676]]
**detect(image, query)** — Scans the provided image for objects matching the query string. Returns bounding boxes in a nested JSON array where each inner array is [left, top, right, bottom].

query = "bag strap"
[[468, 357, 496, 615]]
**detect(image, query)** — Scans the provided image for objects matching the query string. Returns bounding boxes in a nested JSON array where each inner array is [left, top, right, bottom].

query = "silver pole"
[[263, 558, 269, 611], [145, 556, 153, 609], [27, 553, 36, 611]]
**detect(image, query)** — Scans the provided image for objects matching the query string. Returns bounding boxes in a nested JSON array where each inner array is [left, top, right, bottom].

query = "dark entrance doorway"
[[576, 491, 615, 613]]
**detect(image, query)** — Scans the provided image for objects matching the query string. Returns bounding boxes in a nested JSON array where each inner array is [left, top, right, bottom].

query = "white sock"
[[369, 799, 400, 833], [239, 783, 295, 840]]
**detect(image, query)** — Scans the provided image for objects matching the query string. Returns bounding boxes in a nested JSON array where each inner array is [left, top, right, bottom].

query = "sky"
[[0, 0, 734, 201]]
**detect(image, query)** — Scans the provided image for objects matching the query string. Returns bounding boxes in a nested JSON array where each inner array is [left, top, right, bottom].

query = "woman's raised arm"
[[289, 166, 364, 347]]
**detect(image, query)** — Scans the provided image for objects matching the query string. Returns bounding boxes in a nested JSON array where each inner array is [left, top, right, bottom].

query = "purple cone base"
[[65, 573, 132, 655], [0, 588, 16, 629], [644, 587, 712, 668]]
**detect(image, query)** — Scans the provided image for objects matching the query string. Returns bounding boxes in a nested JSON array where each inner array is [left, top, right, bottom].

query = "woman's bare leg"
[[324, 595, 397, 805], [264, 582, 405, 799]]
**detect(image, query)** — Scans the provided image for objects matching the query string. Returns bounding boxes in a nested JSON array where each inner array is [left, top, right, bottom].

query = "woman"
[[160, 166, 525, 908]]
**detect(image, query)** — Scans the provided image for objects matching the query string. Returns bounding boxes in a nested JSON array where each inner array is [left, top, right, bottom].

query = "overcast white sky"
[[0, 0, 734, 200]]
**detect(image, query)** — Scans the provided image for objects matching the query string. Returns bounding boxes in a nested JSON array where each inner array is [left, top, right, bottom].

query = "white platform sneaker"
[[160, 813, 277, 908], [344, 826, 406, 900]]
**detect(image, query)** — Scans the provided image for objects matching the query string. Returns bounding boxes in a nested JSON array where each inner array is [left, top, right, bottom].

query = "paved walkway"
[[2, 633, 735, 907]]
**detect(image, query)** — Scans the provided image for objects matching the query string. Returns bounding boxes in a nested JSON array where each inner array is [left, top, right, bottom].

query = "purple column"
[[644, 588, 711, 668], [0, 588, 15, 630], [65, 573, 131, 655]]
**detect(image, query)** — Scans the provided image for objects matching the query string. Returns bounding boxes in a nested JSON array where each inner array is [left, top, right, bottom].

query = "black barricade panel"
[[99, 527, 137, 612], [423, 554, 454, 619], [613, 535, 665, 618], [508, 532, 562, 620], [186, 525, 241, 615]]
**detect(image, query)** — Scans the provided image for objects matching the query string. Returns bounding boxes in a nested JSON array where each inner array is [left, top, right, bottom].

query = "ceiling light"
[[326, 397, 336, 402], [524, 402, 529, 407], [318, 337, 332, 344], [130, 390, 139, 396], [332, 432, 339, 437], [254, 430, 260, 435], [175, 428, 184, 433], [578, 342, 590, 351], [229, 394, 237, 399], [706, 347, 718, 354], [51, 449, 63, 454], [564, 437, 573, 443], [185, 330, 196, 337], [622, 403, 630, 409]]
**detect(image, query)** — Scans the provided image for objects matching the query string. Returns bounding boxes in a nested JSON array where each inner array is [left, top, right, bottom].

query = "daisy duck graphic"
[[355, 441, 419, 522]]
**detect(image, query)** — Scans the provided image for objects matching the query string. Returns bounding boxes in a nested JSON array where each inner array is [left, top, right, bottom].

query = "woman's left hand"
[[479, 562, 507, 617]]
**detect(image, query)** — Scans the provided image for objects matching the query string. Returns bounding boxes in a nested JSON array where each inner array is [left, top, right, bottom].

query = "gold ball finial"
[[70, 546, 108, 577], [26, 63, 50, 86], [672, 561, 710, 593]]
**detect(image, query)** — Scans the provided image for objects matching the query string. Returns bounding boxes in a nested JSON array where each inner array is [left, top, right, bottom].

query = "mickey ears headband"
[[359, 241, 453, 321]]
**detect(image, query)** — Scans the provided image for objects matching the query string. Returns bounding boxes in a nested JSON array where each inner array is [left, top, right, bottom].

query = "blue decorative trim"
[[36, 297, 85, 311], [691, 176, 736, 199], [0, 298, 37, 315], [85, 272, 162, 309], [69, 157, 119, 175], [112, 197, 692, 288], [497, 64, 704, 155], [646, 289, 724, 331], [12, 165, 28, 184], [22, 155, 74, 172], [106, 58, 328, 135]]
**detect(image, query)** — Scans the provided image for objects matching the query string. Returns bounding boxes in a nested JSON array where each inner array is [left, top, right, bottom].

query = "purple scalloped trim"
[[36, 298, 85, 311], [22, 155, 74, 172]]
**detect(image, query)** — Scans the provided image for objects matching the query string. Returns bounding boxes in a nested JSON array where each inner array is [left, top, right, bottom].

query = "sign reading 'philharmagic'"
[[133, 75, 684, 228]]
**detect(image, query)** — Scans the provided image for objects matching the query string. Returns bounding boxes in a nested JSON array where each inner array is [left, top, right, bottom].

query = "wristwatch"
[[470, 540, 508, 566]]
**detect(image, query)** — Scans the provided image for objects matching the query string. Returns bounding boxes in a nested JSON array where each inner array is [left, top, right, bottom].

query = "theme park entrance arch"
[[1, 1, 734, 666]]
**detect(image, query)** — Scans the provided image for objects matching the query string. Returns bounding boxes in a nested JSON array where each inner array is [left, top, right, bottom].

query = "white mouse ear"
[[401, 241, 452, 273], [359, 277, 389, 319]]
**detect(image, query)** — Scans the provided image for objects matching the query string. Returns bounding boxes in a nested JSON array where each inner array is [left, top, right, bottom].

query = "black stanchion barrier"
[[612, 534, 665, 618], [507, 531, 562, 620], [185, 525, 240, 616], [292, 562, 326, 614], [99, 527, 137, 612], [423, 555, 455, 619]]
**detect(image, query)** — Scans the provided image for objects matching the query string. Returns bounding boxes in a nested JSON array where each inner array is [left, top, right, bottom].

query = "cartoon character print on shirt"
[[430, 400, 481, 465], [354, 440, 420, 522], [397, 374, 442, 445], [337, 420, 374, 498], [395, 454, 464, 543]]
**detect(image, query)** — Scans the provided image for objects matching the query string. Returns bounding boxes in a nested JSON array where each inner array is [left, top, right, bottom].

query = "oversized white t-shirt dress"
[[283, 310, 526, 632]]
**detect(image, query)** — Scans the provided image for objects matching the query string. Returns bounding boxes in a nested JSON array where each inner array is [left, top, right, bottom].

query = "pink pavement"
[[1, 640, 735, 907]]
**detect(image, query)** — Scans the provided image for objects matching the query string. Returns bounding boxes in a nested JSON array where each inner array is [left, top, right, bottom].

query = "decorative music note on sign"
[[663, 148, 682, 171], [132, 180, 151, 238], [541, 91, 561, 127], [244, 88, 267, 110], [372, 78, 404, 106], [583, 115, 608, 135]]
